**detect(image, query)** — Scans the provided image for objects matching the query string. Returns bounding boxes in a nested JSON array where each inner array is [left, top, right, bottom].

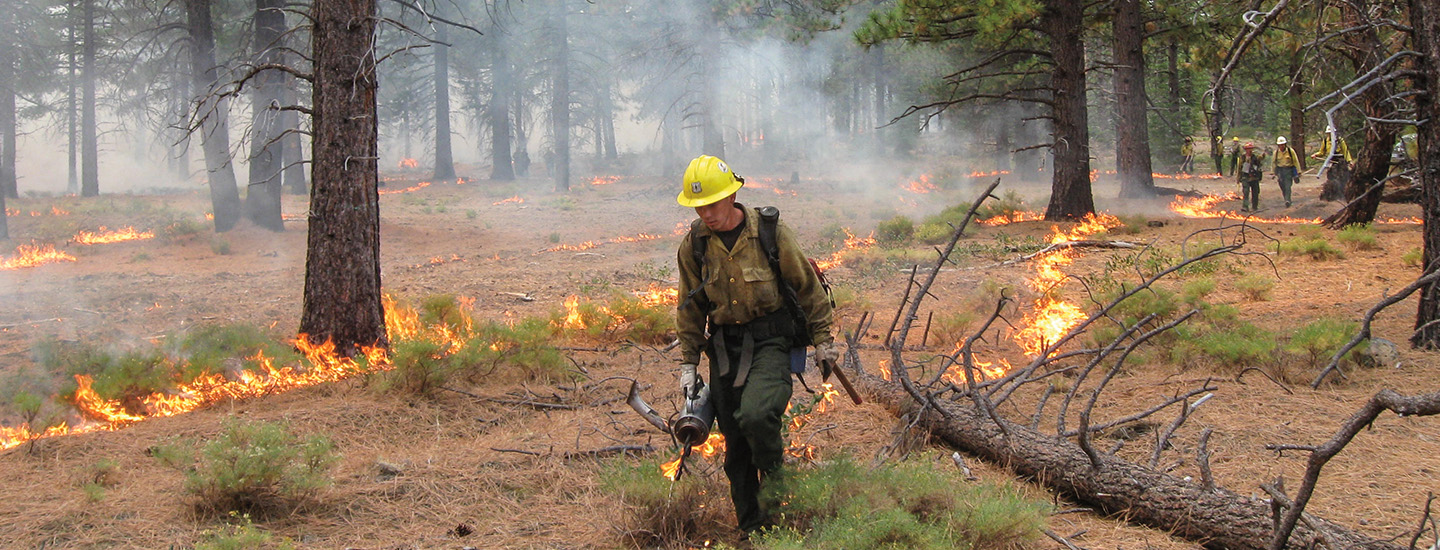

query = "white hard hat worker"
[[1325, 124, 1336, 133], [1276, 136, 1288, 145], [678, 155, 747, 232]]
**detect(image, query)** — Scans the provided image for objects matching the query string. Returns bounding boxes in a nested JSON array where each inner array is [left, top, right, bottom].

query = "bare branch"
[[1313, 268, 1440, 387]]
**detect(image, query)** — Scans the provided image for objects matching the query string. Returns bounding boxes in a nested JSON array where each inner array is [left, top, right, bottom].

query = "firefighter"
[[1237, 142, 1265, 211], [1226, 136, 1241, 176], [674, 155, 837, 536], [1313, 125, 1353, 202], [1180, 136, 1195, 174], [1273, 136, 1300, 207]]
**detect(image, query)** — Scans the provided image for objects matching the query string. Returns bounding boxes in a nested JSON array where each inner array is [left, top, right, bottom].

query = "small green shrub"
[[875, 216, 915, 246], [1403, 247, 1424, 267], [211, 238, 232, 255], [756, 456, 1048, 550], [86, 349, 174, 412], [1181, 278, 1216, 306], [158, 419, 338, 517], [465, 209, 478, 219], [929, 311, 977, 348], [606, 293, 677, 344], [1171, 322, 1276, 371], [975, 190, 1028, 221], [172, 324, 301, 383], [1287, 317, 1362, 367], [418, 294, 470, 330], [913, 222, 953, 245], [163, 218, 207, 239], [829, 284, 871, 313], [79, 458, 120, 502], [1278, 236, 1343, 260], [130, 252, 151, 262], [194, 513, 296, 550], [548, 232, 561, 243], [1235, 274, 1274, 301], [1335, 224, 1379, 250], [373, 339, 460, 395], [465, 318, 569, 382]]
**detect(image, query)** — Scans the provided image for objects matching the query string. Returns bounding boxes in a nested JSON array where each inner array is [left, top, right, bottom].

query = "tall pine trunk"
[[488, 29, 514, 181], [432, 24, 455, 181], [186, 0, 242, 231], [244, 0, 285, 231], [67, 0, 78, 194], [601, 79, 617, 160], [300, 0, 386, 353], [1042, 0, 1094, 221], [549, 0, 570, 192], [1328, 0, 1399, 227], [81, 0, 98, 197], [282, 85, 307, 194], [1113, 0, 1154, 198], [1166, 39, 1181, 169], [0, 21, 17, 200], [1287, 55, 1307, 171], [513, 91, 529, 176], [1412, 0, 1440, 348]]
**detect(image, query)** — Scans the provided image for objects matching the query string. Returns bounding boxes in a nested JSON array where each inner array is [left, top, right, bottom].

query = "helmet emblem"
[[691, 180, 703, 194], [717, 162, 728, 173]]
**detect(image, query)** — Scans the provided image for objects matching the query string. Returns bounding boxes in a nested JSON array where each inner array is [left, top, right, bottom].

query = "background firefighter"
[[674, 154, 837, 536], [1315, 125, 1354, 202], [1273, 135, 1300, 207]]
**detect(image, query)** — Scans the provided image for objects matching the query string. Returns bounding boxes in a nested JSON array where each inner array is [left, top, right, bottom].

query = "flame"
[[814, 229, 876, 270], [539, 232, 663, 254], [398, 158, 419, 169], [661, 456, 683, 480], [0, 295, 474, 453], [744, 179, 799, 197], [696, 432, 725, 458], [52, 206, 69, 215], [588, 176, 620, 186], [1, 243, 77, 270], [979, 211, 1047, 226], [1167, 193, 1421, 225], [673, 221, 689, 235], [492, 196, 524, 206], [902, 174, 937, 194], [878, 360, 892, 381], [968, 170, 1011, 178], [379, 180, 432, 195], [205, 213, 214, 221], [73, 226, 156, 245], [633, 283, 678, 307], [1014, 213, 1122, 356]]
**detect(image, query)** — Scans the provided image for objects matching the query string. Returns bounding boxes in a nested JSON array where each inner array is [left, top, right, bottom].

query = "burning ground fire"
[[5, 205, 69, 217], [633, 283, 678, 307], [814, 229, 877, 271], [902, 174, 937, 194], [398, 158, 420, 169], [660, 383, 843, 480], [379, 180, 432, 195], [588, 176, 621, 186], [1168, 193, 1422, 224], [73, 226, 156, 245], [538, 232, 663, 254], [492, 196, 524, 206], [0, 296, 451, 452], [0, 243, 77, 270], [1013, 213, 1122, 357]]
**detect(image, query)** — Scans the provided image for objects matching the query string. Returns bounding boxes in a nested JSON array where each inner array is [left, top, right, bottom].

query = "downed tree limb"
[[960, 240, 1143, 271], [851, 370, 1406, 550]]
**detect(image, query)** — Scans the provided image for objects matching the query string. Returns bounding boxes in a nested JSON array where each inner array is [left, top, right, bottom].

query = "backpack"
[[684, 206, 833, 348]]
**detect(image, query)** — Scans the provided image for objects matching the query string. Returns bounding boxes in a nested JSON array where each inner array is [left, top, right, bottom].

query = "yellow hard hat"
[[677, 155, 743, 207]]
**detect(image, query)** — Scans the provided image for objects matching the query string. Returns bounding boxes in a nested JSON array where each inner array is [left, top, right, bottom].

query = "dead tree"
[[836, 179, 1428, 549]]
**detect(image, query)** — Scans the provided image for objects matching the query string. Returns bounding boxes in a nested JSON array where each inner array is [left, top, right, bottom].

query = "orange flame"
[[633, 283, 679, 307], [661, 456, 684, 480], [745, 179, 799, 197], [1, 243, 77, 270], [968, 170, 1011, 178], [696, 432, 725, 458], [902, 174, 937, 194], [980, 210, 1047, 226], [0, 295, 470, 453], [73, 226, 156, 245], [52, 206, 70, 215], [492, 196, 524, 206], [673, 221, 689, 235], [379, 180, 432, 195], [1167, 193, 1421, 225], [588, 176, 621, 186], [398, 158, 419, 169], [814, 229, 876, 270], [539, 233, 663, 254], [1015, 213, 1122, 356]]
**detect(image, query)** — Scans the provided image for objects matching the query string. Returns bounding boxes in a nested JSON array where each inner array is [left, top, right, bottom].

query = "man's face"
[[695, 195, 738, 232]]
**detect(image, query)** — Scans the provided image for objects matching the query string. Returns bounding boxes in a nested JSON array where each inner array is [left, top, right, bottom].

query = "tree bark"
[[67, 0, 78, 194], [281, 84, 307, 194], [1287, 55, 1308, 172], [300, 0, 387, 354], [855, 372, 1406, 550], [1167, 38, 1182, 170], [1326, 0, 1399, 227], [488, 28, 514, 181], [1041, 0, 1094, 221], [513, 91, 529, 176], [186, 0, 242, 231], [550, 0, 570, 192], [244, 0, 286, 231], [432, 24, 455, 181], [0, 19, 17, 200], [1113, 0, 1154, 198], [600, 78, 617, 160], [81, 0, 98, 197], [1410, 0, 1440, 349]]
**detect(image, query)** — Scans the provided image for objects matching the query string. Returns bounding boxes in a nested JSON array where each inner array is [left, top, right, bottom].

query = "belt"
[[709, 308, 794, 387]]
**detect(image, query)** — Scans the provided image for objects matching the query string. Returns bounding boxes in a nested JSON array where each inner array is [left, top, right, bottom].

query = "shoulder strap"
[[679, 228, 712, 313], [757, 206, 782, 273]]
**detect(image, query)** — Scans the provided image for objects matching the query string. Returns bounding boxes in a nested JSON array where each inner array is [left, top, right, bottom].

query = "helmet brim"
[[676, 180, 743, 208]]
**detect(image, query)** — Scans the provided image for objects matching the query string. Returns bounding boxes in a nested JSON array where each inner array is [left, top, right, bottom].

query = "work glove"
[[679, 363, 698, 398], [814, 341, 840, 380]]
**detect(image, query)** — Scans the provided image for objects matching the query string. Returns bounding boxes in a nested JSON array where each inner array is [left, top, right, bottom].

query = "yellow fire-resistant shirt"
[[1274, 145, 1298, 168], [1314, 135, 1353, 163], [676, 204, 834, 365]]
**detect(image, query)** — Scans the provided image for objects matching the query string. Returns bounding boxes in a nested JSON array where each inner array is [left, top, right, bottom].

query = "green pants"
[[707, 332, 792, 533]]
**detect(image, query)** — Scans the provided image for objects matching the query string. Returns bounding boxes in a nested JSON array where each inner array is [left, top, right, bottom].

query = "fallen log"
[[852, 370, 1404, 550]]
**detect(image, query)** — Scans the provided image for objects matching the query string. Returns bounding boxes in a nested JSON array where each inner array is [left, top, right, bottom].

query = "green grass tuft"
[[1235, 274, 1274, 301], [156, 419, 338, 518], [1335, 224, 1380, 250], [1286, 317, 1363, 367], [1278, 236, 1343, 260], [875, 216, 915, 246]]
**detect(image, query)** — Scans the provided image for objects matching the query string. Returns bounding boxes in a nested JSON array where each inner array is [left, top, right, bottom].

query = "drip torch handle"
[[822, 358, 863, 405]]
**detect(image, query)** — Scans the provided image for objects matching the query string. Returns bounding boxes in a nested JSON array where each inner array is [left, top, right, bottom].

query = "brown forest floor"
[[0, 159, 1437, 549]]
